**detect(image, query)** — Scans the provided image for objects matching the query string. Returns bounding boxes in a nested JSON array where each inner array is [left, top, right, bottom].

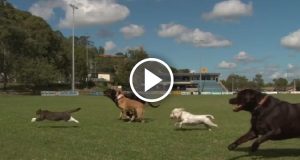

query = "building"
[[173, 72, 228, 92], [89, 73, 112, 82]]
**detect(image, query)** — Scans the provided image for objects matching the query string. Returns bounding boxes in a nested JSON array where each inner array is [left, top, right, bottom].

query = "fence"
[[41, 91, 79, 96]]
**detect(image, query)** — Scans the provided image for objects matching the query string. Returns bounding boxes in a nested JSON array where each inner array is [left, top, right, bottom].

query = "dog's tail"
[[67, 108, 81, 113], [205, 115, 215, 120], [148, 102, 160, 108]]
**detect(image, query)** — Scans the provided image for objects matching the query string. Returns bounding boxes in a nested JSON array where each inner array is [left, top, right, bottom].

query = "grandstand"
[[173, 72, 228, 93]]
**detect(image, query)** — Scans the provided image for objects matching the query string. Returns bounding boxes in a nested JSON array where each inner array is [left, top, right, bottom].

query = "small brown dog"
[[115, 90, 144, 122]]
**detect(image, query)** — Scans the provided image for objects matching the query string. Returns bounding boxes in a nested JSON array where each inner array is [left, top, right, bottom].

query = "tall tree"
[[273, 78, 288, 91], [98, 46, 105, 55], [224, 74, 249, 91], [16, 58, 59, 87], [114, 47, 149, 88], [253, 74, 264, 90]]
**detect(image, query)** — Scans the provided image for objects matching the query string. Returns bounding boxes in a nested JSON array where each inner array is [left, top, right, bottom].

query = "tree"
[[224, 74, 249, 91], [127, 47, 148, 62], [0, 4, 29, 90], [74, 42, 88, 83], [113, 47, 149, 88], [273, 78, 288, 91], [16, 58, 59, 87], [98, 46, 105, 55], [170, 66, 178, 73], [0, 2, 64, 91], [115, 52, 125, 57], [177, 69, 190, 73], [253, 74, 264, 90]]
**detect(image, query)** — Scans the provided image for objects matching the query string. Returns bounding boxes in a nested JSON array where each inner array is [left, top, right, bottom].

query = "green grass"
[[1, 95, 300, 160]]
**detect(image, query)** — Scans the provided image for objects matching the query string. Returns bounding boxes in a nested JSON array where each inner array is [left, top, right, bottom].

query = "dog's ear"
[[178, 108, 185, 111], [174, 110, 183, 119], [116, 89, 124, 95]]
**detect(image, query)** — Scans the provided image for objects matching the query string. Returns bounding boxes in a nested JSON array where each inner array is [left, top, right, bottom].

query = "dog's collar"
[[117, 94, 124, 100], [255, 95, 269, 109]]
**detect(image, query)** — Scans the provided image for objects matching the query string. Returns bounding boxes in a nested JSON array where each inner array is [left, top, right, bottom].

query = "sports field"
[[1, 95, 300, 160]]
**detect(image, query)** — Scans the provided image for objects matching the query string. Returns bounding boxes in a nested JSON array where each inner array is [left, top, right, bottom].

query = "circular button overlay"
[[129, 58, 174, 102]]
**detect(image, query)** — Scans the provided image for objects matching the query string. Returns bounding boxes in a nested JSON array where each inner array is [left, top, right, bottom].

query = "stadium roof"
[[173, 73, 220, 76]]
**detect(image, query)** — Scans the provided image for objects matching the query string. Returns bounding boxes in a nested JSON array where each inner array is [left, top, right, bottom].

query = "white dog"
[[170, 108, 218, 131]]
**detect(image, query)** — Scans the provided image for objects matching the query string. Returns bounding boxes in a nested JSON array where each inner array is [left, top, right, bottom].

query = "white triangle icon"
[[144, 68, 162, 92]]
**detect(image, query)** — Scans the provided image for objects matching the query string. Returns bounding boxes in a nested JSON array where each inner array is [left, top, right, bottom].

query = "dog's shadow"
[[121, 118, 155, 123], [228, 147, 300, 160], [174, 127, 210, 131], [37, 125, 80, 129]]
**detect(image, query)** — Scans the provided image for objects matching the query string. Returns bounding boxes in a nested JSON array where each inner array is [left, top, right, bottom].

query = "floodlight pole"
[[86, 35, 90, 85], [197, 39, 205, 93], [231, 77, 234, 92], [294, 79, 296, 91], [70, 4, 78, 92]]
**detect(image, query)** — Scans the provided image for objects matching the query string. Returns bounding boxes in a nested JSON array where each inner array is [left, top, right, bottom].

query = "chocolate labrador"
[[228, 89, 300, 152]]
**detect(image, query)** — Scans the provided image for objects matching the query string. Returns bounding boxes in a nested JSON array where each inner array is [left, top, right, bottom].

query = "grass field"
[[1, 95, 300, 160]]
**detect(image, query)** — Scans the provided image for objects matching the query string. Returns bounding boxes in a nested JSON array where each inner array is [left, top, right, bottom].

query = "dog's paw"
[[31, 118, 36, 122], [250, 142, 259, 152], [228, 143, 238, 151]]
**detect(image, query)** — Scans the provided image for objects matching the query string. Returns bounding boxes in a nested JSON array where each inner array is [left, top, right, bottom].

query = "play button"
[[144, 69, 162, 92], [129, 58, 174, 102]]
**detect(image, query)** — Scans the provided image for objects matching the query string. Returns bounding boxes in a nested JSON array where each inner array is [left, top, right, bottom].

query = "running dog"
[[103, 89, 159, 121], [31, 108, 81, 123], [115, 90, 145, 122], [170, 108, 218, 131], [228, 89, 300, 152]]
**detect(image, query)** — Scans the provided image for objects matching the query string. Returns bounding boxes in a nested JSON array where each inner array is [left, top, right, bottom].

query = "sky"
[[8, 0, 300, 82]]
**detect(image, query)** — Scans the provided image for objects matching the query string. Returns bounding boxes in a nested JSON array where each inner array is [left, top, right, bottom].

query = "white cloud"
[[259, 64, 296, 80], [288, 63, 294, 69], [234, 51, 254, 62], [287, 64, 300, 79], [104, 41, 116, 52], [202, 0, 253, 21], [158, 23, 231, 48], [190, 70, 196, 73], [120, 24, 145, 39], [29, 1, 63, 20], [218, 60, 237, 69], [158, 23, 187, 37], [29, 0, 130, 28], [281, 29, 300, 51], [178, 29, 232, 47]]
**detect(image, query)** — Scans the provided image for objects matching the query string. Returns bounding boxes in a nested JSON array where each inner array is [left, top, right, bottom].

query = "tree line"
[[221, 74, 300, 91]]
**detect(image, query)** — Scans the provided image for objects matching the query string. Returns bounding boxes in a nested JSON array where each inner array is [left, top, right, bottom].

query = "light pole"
[[85, 35, 90, 85], [294, 79, 296, 91], [70, 4, 78, 92], [196, 39, 205, 93], [231, 77, 234, 92]]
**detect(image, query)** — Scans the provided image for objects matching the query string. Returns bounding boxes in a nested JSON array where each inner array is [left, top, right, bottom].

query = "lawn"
[[1, 94, 300, 160]]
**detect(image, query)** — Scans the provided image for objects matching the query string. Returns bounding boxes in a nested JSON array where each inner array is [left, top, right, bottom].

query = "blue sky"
[[9, 0, 300, 81]]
